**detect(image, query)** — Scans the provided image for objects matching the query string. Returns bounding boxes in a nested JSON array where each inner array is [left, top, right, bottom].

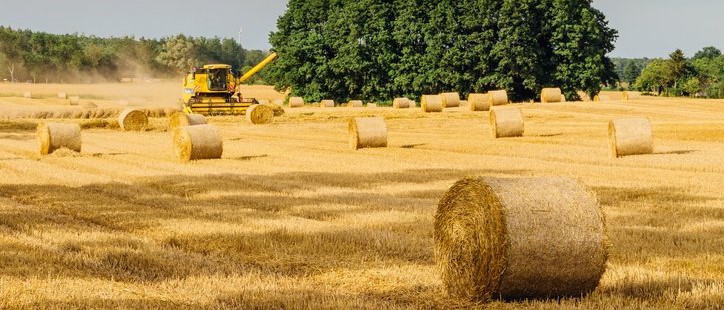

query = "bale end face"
[[173, 124, 223, 161], [541, 88, 563, 103], [488, 90, 509, 106], [36, 122, 82, 155], [440, 92, 461, 108], [348, 117, 388, 150], [118, 109, 149, 131], [246, 104, 274, 125], [608, 118, 654, 158]]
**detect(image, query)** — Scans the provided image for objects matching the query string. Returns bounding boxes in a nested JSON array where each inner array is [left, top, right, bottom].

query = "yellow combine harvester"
[[181, 52, 277, 115]]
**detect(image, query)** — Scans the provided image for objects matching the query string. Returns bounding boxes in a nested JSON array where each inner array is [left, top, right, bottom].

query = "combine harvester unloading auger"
[[181, 52, 278, 117]]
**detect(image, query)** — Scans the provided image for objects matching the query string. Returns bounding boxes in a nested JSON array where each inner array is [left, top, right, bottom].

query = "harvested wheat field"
[[0, 83, 723, 309]]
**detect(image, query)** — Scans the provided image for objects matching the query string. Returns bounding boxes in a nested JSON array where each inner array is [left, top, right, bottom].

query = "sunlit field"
[[0, 83, 722, 309]]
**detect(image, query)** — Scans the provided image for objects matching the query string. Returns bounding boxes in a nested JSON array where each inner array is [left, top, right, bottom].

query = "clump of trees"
[[634, 47, 724, 98], [266, 0, 619, 103], [0, 26, 271, 84]]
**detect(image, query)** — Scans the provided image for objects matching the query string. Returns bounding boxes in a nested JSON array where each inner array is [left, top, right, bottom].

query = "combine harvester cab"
[[181, 52, 278, 116]]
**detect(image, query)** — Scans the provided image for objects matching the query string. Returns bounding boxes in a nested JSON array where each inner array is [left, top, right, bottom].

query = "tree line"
[[266, 0, 618, 103], [0, 26, 271, 84]]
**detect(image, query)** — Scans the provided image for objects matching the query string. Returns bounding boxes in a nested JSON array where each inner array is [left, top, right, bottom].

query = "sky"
[[0, 0, 722, 59]]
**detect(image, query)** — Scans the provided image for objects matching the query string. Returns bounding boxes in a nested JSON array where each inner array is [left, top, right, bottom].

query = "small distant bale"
[[23, 91, 32, 99], [488, 90, 509, 106], [118, 108, 148, 131], [608, 117, 654, 158], [321, 99, 335, 108], [490, 107, 524, 138], [289, 97, 304, 108], [468, 93, 491, 111], [623, 91, 641, 101], [272, 99, 284, 106], [36, 122, 82, 155], [435, 176, 608, 302], [168, 112, 207, 131], [421, 95, 443, 113], [349, 117, 387, 150], [173, 124, 223, 161], [595, 92, 625, 102], [57, 92, 68, 99], [440, 92, 461, 108], [367, 103, 377, 108], [348, 100, 364, 108], [541, 88, 563, 103], [246, 104, 274, 125], [69, 96, 81, 106], [393, 97, 411, 109]]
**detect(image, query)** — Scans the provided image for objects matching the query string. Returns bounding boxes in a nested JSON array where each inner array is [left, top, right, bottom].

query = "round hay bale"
[[393, 98, 410, 109], [272, 99, 284, 106], [440, 92, 461, 108], [468, 93, 491, 111], [434, 176, 608, 302], [69, 96, 81, 106], [57, 92, 68, 99], [36, 122, 82, 155], [23, 91, 32, 99], [118, 108, 148, 131], [321, 99, 335, 108], [348, 117, 387, 150], [421, 95, 443, 113], [408, 98, 417, 108], [608, 117, 654, 158], [289, 97, 304, 108], [168, 112, 207, 131], [541, 88, 563, 103], [490, 107, 524, 138], [367, 103, 377, 108], [488, 90, 509, 106], [348, 100, 363, 108], [246, 104, 274, 125], [173, 124, 223, 161]]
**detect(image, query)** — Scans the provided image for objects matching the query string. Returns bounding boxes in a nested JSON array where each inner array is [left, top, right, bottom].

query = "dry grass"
[[0, 83, 722, 309]]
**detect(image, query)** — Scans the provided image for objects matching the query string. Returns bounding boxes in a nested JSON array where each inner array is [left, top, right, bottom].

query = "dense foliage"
[[267, 0, 618, 103], [634, 47, 724, 98], [0, 26, 270, 84]]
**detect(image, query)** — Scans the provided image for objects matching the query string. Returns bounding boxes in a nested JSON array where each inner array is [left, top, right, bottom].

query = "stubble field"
[[0, 82, 722, 309]]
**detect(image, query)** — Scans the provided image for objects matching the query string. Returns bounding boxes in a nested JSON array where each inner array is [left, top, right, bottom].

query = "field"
[[0, 83, 723, 309]]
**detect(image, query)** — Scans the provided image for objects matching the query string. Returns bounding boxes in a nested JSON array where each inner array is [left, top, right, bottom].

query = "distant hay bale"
[[408, 99, 417, 108], [118, 108, 148, 131], [23, 91, 32, 99], [623, 91, 641, 101], [434, 176, 608, 302], [421, 95, 443, 113], [69, 96, 80, 106], [393, 98, 411, 109], [173, 124, 223, 161], [541, 88, 563, 103], [488, 90, 509, 106], [367, 103, 377, 108], [272, 99, 284, 106], [36, 122, 82, 155], [595, 92, 625, 102], [348, 100, 364, 108], [321, 99, 335, 108], [441, 92, 461, 108], [490, 107, 524, 138], [468, 93, 491, 111], [348, 117, 387, 150], [246, 104, 274, 125], [168, 112, 207, 131], [57, 92, 67, 99], [608, 117, 654, 158], [289, 97, 304, 108]]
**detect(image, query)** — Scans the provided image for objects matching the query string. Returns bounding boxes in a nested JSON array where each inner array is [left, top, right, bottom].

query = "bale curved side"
[[289, 97, 305, 108], [348, 100, 364, 108], [541, 88, 562, 103], [348, 117, 387, 150], [421, 95, 443, 113], [490, 108, 524, 138], [435, 176, 608, 302], [441, 92, 461, 108], [488, 90, 509, 106], [393, 98, 411, 109], [173, 124, 223, 161], [36, 122, 82, 155], [57, 92, 68, 99], [468, 93, 491, 111], [118, 108, 148, 131], [321, 100, 335, 108], [246, 104, 274, 125], [608, 117, 654, 158]]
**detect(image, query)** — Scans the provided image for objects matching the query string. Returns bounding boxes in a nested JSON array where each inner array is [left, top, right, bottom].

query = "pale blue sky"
[[0, 0, 722, 58]]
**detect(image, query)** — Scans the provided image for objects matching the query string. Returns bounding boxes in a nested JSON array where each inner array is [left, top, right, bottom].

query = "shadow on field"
[[654, 150, 698, 155], [0, 168, 528, 284]]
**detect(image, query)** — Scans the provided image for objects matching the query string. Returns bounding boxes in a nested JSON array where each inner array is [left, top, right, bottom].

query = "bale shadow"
[[536, 133, 563, 137], [400, 143, 427, 149], [654, 150, 698, 155], [227, 155, 269, 161]]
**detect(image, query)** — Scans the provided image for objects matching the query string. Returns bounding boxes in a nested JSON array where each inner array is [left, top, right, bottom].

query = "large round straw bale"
[[289, 97, 304, 108], [468, 93, 491, 111], [23, 91, 32, 99], [173, 124, 223, 161], [490, 107, 524, 138], [488, 90, 509, 106], [36, 122, 82, 155], [441, 92, 461, 108], [348, 117, 387, 150], [421, 95, 443, 113], [321, 99, 335, 108], [168, 112, 207, 131], [348, 100, 363, 108], [541, 88, 563, 103], [69, 96, 80, 106], [434, 176, 608, 302], [246, 104, 274, 125], [118, 108, 148, 131], [608, 117, 654, 158], [57, 92, 68, 99], [393, 98, 411, 109]]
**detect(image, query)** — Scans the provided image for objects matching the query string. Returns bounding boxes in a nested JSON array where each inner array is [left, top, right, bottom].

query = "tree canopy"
[[635, 46, 724, 98], [266, 0, 618, 103]]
